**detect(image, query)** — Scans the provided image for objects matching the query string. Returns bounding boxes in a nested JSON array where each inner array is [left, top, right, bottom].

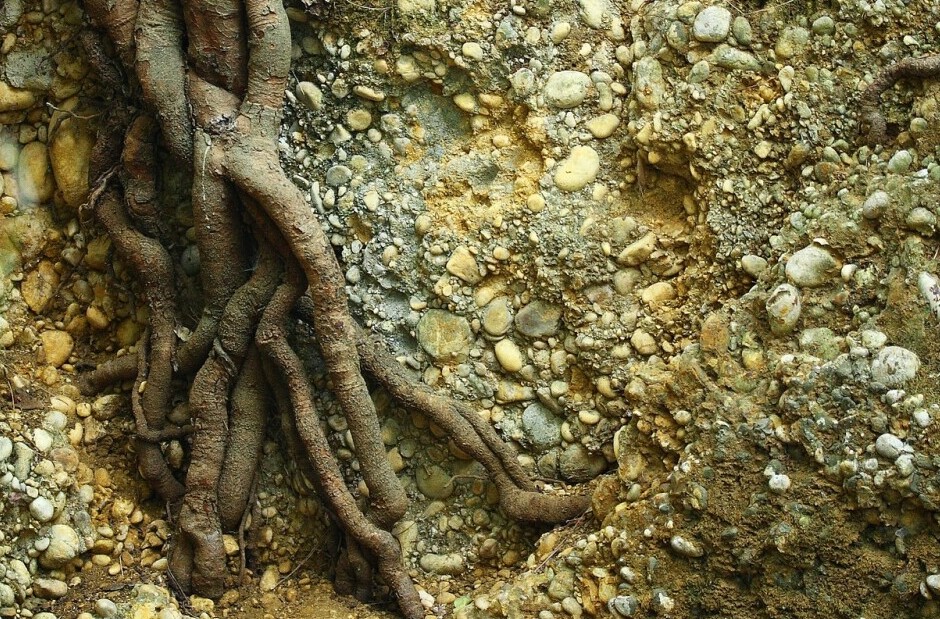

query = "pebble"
[[415, 310, 473, 362], [30, 495, 55, 522], [585, 113, 619, 138], [559, 443, 606, 482], [775, 26, 810, 59], [446, 246, 481, 283], [692, 6, 731, 42], [641, 281, 675, 305], [633, 57, 666, 109], [543, 71, 592, 108], [419, 552, 464, 575], [0, 80, 36, 111], [494, 339, 524, 372], [260, 565, 279, 591], [416, 464, 454, 499], [515, 300, 562, 338], [630, 329, 657, 355], [554, 145, 600, 191], [40, 523, 82, 568], [325, 165, 352, 186], [0, 437, 12, 462], [768, 474, 791, 494], [887, 150, 913, 173], [926, 575, 940, 596], [16, 141, 54, 205], [22, 260, 60, 313], [482, 297, 513, 336], [812, 15, 835, 35], [521, 402, 562, 450], [710, 45, 760, 71], [49, 116, 94, 209], [862, 190, 890, 220], [875, 433, 905, 460], [346, 109, 372, 131], [742, 254, 768, 277], [296, 81, 323, 110], [461, 41, 484, 60], [95, 599, 119, 618], [785, 244, 839, 287], [871, 346, 920, 387], [618, 232, 657, 266], [608, 595, 639, 617], [766, 283, 801, 335], [669, 535, 703, 558], [41, 330, 74, 367], [32, 578, 68, 599]]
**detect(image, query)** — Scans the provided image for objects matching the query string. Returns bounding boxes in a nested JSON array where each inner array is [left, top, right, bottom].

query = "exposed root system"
[[78, 0, 589, 615], [860, 54, 940, 144]]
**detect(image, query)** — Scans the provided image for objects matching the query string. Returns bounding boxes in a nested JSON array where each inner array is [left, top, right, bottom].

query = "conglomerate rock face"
[[1, 0, 939, 616]]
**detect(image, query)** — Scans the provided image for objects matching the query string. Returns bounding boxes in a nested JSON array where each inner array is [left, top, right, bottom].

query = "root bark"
[[80, 0, 590, 615]]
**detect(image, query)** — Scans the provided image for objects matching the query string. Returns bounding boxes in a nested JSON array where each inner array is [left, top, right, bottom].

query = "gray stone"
[[926, 574, 940, 596], [785, 245, 839, 287], [325, 165, 353, 186], [711, 45, 760, 71], [95, 598, 118, 617], [0, 583, 13, 606], [29, 496, 55, 523], [669, 535, 704, 557], [0, 436, 11, 462], [608, 595, 639, 617], [32, 578, 68, 600], [415, 464, 454, 499], [871, 346, 920, 387], [766, 283, 801, 335], [731, 16, 752, 45], [40, 524, 82, 568], [515, 300, 562, 338], [798, 327, 840, 360], [296, 81, 323, 110], [419, 552, 464, 575], [741, 254, 768, 277], [775, 26, 810, 59], [559, 443, 606, 482], [905, 207, 936, 236], [887, 150, 914, 173], [768, 474, 791, 494], [634, 57, 666, 109], [416, 310, 473, 363], [692, 6, 731, 42], [874, 433, 904, 460], [543, 71, 592, 108], [481, 297, 513, 336], [812, 15, 835, 35], [862, 190, 890, 219], [521, 403, 562, 451]]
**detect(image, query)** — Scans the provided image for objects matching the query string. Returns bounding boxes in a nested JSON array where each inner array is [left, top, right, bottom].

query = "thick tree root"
[[80, 0, 590, 614], [860, 54, 940, 144]]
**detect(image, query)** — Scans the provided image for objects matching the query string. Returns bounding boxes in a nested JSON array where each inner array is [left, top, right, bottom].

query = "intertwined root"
[[79, 0, 589, 616], [860, 54, 940, 145]]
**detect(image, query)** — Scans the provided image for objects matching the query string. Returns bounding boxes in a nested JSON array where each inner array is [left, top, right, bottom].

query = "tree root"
[[860, 54, 940, 145], [80, 0, 591, 615]]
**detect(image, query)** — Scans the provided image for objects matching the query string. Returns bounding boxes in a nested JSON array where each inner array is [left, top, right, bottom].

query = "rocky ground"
[[2, 0, 940, 617]]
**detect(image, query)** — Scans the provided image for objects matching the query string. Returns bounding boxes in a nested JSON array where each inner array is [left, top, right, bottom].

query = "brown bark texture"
[[77, 0, 591, 616]]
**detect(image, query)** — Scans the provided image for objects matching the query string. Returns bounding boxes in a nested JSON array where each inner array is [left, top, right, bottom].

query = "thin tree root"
[[860, 54, 940, 145]]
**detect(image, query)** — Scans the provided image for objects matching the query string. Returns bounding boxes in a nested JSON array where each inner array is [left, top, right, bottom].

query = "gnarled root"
[[80, 0, 590, 615], [860, 54, 940, 145]]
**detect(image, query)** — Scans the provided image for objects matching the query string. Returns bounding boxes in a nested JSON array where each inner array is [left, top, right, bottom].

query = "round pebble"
[[692, 6, 731, 42], [871, 346, 920, 387], [30, 496, 55, 522], [554, 146, 600, 191]]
